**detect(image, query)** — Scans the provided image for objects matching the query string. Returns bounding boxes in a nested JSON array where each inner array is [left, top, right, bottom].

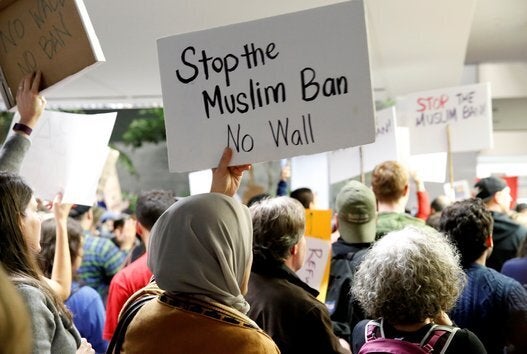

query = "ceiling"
[[2, 0, 527, 110]]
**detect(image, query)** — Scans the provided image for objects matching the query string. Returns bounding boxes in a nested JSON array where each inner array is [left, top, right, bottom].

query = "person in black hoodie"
[[326, 180, 376, 344], [474, 176, 527, 271], [246, 196, 349, 354]]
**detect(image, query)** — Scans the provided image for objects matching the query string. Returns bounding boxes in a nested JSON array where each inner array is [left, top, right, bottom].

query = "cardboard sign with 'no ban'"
[[0, 0, 104, 109]]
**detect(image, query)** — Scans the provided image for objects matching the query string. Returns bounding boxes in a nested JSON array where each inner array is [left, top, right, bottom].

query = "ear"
[[290, 243, 299, 256], [136, 222, 145, 236], [403, 184, 410, 197], [485, 235, 493, 249]]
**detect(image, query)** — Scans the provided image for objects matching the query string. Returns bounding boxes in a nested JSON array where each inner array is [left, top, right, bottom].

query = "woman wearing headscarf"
[[119, 148, 280, 353]]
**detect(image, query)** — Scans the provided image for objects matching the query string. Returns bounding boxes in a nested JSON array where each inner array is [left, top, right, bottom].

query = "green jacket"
[[375, 212, 431, 240]]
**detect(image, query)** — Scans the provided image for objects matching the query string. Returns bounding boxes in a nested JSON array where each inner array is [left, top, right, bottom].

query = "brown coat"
[[122, 293, 280, 354]]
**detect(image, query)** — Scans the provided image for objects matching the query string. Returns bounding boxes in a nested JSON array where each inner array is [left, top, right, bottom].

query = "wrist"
[[13, 123, 33, 136]]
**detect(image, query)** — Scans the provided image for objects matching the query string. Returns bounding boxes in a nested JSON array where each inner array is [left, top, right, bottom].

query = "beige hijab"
[[148, 193, 253, 313]]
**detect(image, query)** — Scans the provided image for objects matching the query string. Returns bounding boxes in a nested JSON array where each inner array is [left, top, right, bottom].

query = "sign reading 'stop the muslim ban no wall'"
[[157, 0, 375, 172]]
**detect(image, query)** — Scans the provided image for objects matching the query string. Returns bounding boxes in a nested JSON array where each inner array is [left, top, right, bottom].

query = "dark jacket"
[[488, 211, 527, 271], [327, 238, 370, 343], [246, 251, 343, 354]]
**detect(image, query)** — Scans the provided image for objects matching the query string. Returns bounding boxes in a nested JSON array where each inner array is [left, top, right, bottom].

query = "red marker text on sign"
[[416, 95, 449, 112]]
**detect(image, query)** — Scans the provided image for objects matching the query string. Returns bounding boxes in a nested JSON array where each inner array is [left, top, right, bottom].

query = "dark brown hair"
[[0, 172, 72, 322]]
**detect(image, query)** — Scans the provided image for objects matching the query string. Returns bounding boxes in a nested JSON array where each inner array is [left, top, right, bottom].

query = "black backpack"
[[325, 248, 368, 340]]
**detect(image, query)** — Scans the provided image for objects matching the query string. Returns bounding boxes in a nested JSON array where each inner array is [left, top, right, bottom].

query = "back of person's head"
[[352, 226, 465, 325], [336, 180, 376, 243], [148, 193, 252, 313], [250, 197, 305, 265], [136, 190, 177, 231], [371, 161, 408, 203], [68, 204, 91, 220], [430, 195, 450, 213], [474, 176, 507, 201], [38, 218, 83, 278], [246, 193, 271, 208], [0, 172, 38, 278], [290, 187, 314, 209], [439, 198, 493, 268], [516, 203, 527, 214]]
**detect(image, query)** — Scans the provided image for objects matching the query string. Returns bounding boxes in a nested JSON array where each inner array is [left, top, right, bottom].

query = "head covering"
[[336, 180, 376, 243], [148, 193, 253, 313], [474, 176, 507, 201], [69, 204, 91, 218]]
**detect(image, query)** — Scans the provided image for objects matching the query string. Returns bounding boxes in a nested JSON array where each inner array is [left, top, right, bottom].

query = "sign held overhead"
[[0, 0, 105, 109], [158, 0, 375, 172], [397, 83, 493, 155]]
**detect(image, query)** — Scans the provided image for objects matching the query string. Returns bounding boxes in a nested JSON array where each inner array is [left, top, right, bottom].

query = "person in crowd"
[[0, 172, 94, 353], [409, 170, 431, 220], [371, 160, 431, 239], [511, 203, 527, 227], [70, 205, 128, 303], [117, 147, 279, 353], [502, 236, 527, 287], [39, 217, 108, 354], [109, 213, 138, 252], [0, 263, 32, 354], [290, 187, 315, 209], [351, 226, 486, 353], [104, 189, 177, 341], [426, 195, 451, 230], [326, 180, 375, 344], [440, 198, 527, 354], [0, 72, 45, 173], [276, 163, 290, 196], [247, 196, 349, 354], [474, 176, 527, 271]]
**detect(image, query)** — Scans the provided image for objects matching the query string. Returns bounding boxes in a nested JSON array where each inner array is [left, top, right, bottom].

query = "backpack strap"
[[364, 319, 384, 342], [106, 294, 157, 354], [419, 324, 459, 354]]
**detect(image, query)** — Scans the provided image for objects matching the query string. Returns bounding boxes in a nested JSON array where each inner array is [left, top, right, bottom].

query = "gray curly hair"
[[351, 226, 465, 324]]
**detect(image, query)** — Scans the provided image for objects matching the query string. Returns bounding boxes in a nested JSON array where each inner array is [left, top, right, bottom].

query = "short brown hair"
[[371, 161, 408, 203]]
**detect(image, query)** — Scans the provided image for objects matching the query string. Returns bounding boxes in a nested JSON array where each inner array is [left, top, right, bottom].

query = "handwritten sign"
[[296, 209, 332, 301], [0, 0, 104, 108], [12, 110, 116, 205], [157, 1, 374, 172], [329, 107, 399, 183], [396, 83, 493, 155]]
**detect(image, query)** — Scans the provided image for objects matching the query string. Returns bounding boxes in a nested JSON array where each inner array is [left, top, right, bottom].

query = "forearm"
[[0, 134, 31, 173], [49, 218, 72, 300]]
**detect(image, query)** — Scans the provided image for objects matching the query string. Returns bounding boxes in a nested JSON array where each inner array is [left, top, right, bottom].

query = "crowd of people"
[[1, 72, 527, 354]]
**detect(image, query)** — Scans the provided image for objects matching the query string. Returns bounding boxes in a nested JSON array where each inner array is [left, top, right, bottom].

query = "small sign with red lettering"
[[396, 83, 493, 154]]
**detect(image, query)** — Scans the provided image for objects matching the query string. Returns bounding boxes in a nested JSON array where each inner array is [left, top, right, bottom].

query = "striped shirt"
[[77, 231, 127, 304]]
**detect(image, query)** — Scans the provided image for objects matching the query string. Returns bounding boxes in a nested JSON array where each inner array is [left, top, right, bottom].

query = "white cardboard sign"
[[13, 110, 116, 205], [396, 82, 493, 155], [296, 236, 331, 292], [329, 107, 398, 183], [157, 0, 375, 172]]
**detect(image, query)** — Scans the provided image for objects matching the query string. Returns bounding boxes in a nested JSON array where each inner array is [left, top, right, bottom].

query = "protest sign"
[[0, 0, 104, 108], [296, 209, 333, 302], [157, 0, 374, 172], [396, 82, 493, 155], [329, 107, 398, 183], [13, 110, 116, 205]]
